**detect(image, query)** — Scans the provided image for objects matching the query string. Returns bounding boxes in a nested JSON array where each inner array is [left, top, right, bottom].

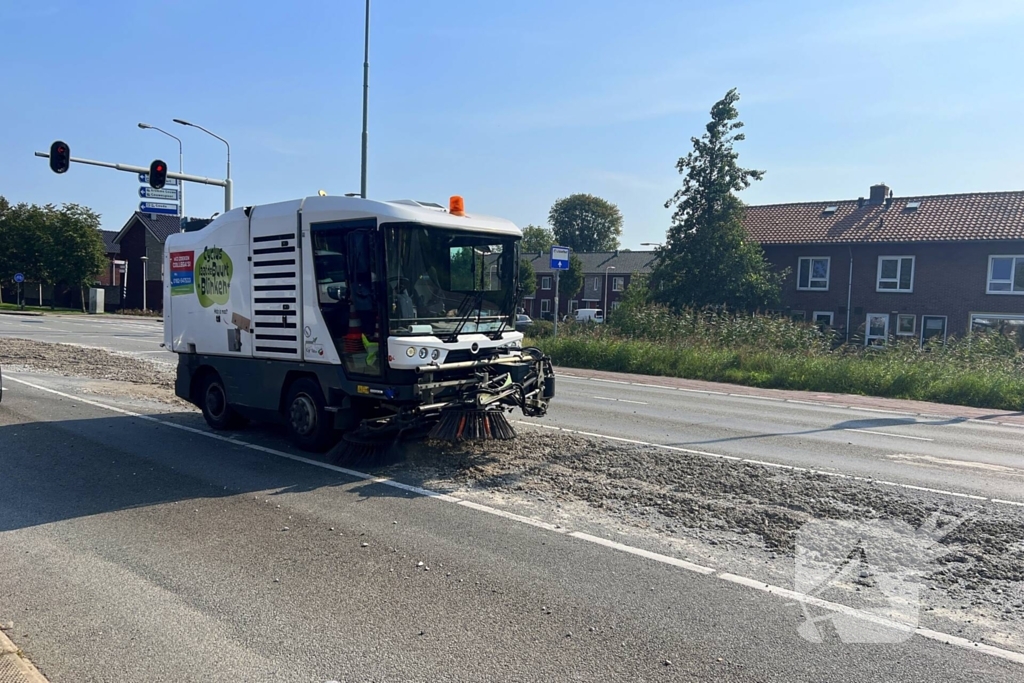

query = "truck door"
[[250, 206, 303, 360]]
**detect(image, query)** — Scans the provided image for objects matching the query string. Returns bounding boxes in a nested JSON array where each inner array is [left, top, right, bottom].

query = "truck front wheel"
[[285, 378, 333, 452]]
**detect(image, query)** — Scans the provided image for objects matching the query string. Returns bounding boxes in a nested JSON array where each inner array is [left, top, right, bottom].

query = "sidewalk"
[[0, 626, 49, 683], [557, 365, 1024, 428]]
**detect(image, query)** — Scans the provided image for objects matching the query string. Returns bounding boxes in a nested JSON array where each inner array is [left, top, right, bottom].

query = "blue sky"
[[3, 0, 1023, 248]]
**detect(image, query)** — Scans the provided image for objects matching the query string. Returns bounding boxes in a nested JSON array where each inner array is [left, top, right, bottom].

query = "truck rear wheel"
[[285, 378, 333, 452], [200, 372, 245, 430]]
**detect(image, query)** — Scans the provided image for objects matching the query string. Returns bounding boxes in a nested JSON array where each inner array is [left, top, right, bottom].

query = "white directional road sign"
[[139, 187, 179, 201], [138, 173, 179, 186]]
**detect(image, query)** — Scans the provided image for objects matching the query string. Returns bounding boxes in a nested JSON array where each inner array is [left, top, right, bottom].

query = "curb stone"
[[0, 310, 45, 318], [0, 628, 50, 683]]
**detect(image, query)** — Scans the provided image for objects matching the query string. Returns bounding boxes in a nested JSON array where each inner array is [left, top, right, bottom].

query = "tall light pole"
[[173, 118, 232, 212], [360, 0, 370, 199], [140, 255, 149, 311], [138, 123, 184, 218], [604, 265, 616, 320]]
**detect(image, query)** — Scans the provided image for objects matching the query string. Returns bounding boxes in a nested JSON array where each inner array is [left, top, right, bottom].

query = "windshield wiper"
[[446, 290, 485, 343]]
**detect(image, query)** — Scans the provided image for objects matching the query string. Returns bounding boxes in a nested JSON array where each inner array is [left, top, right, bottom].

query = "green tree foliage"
[[521, 224, 554, 254], [558, 253, 584, 301], [548, 194, 623, 252], [519, 257, 536, 297], [0, 197, 107, 309], [649, 89, 784, 311]]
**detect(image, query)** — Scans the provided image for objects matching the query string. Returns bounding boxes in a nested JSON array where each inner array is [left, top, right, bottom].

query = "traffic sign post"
[[550, 246, 570, 336], [14, 273, 25, 309]]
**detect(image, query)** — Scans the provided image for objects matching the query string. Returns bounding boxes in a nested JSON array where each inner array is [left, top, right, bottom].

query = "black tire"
[[200, 372, 244, 430], [284, 378, 333, 451]]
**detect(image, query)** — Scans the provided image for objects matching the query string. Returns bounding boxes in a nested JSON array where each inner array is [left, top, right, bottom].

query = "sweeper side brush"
[[429, 409, 516, 441]]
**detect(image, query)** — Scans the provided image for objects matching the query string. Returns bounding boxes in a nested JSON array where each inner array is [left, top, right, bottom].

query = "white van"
[[566, 308, 604, 323]]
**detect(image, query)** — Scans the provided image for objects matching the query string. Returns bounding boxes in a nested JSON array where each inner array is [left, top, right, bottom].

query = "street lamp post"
[[140, 255, 149, 311], [604, 266, 616, 320], [138, 123, 184, 217], [360, 0, 370, 198], [173, 118, 231, 212], [640, 242, 662, 248]]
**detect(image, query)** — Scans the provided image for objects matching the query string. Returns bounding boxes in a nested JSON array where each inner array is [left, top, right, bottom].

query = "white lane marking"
[[718, 574, 1024, 666], [570, 532, 715, 575], [679, 387, 728, 395], [844, 428, 934, 442], [733, 394, 785, 402], [514, 420, 1022, 508], [787, 399, 823, 406], [589, 377, 630, 385], [8, 374, 1024, 667], [592, 396, 648, 405]]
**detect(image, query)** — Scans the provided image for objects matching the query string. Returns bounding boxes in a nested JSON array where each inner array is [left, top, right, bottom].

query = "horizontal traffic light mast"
[[35, 143, 233, 212]]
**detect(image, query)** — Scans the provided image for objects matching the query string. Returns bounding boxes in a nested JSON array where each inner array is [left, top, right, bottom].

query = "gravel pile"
[[0, 337, 174, 385]]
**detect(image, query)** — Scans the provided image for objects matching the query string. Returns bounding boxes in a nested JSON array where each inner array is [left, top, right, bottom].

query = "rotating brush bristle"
[[429, 410, 516, 441]]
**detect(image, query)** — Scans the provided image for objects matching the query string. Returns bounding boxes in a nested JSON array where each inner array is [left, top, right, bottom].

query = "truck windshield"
[[384, 223, 518, 337]]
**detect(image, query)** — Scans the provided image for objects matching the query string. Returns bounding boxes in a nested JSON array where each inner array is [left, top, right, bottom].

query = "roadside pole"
[[554, 270, 560, 337], [550, 246, 569, 338]]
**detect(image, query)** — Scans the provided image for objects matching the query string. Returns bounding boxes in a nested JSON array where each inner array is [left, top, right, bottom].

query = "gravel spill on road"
[[0, 337, 174, 385]]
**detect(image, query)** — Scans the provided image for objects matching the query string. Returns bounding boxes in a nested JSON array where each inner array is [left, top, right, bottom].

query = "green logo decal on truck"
[[195, 247, 233, 308]]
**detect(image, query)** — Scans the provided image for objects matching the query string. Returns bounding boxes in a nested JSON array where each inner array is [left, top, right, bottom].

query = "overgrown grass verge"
[[527, 309, 1024, 411]]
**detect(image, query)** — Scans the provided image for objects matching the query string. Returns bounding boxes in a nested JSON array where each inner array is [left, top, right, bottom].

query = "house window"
[[612, 276, 625, 292], [970, 313, 1024, 334], [877, 256, 915, 292], [896, 314, 916, 336], [866, 313, 889, 346], [611, 300, 621, 311], [813, 311, 834, 327], [790, 310, 806, 322], [797, 257, 830, 290], [590, 276, 600, 289], [921, 315, 947, 344], [541, 276, 552, 290], [986, 256, 1024, 294], [569, 300, 579, 314], [540, 299, 551, 314]]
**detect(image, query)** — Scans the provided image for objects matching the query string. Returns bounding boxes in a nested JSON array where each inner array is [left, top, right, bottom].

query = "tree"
[[548, 194, 623, 252], [521, 224, 554, 254], [519, 257, 536, 298], [649, 88, 783, 311], [46, 203, 106, 310], [558, 253, 584, 302]]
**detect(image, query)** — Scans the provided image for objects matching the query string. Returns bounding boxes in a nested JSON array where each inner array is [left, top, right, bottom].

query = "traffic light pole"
[[34, 151, 232, 211]]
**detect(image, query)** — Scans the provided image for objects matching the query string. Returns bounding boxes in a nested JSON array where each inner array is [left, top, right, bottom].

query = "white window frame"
[[797, 256, 830, 291], [920, 315, 947, 345], [569, 300, 580, 314], [541, 276, 552, 290], [896, 314, 916, 336], [813, 311, 834, 326], [540, 299, 551, 314], [876, 256, 915, 293], [611, 300, 621, 311], [790, 310, 806, 321], [612, 276, 625, 292], [986, 255, 1024, 294], [970, 312, 1024, 331], [865, 313, 889, 346]]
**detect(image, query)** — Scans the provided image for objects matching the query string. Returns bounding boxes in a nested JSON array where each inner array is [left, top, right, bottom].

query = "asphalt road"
[[4, 314, 1023, 502], [2, 376, 1021, 682]]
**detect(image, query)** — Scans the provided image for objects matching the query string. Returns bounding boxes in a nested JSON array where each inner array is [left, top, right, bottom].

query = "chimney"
[[869, 183, 890, 205]]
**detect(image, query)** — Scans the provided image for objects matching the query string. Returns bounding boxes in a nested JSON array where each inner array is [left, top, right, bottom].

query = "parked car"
[[565, 308, 604, 323], [515, 314, 533, 331]]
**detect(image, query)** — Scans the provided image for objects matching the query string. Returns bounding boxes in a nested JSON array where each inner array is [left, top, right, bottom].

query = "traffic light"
[[49, 140, 70, 174], [149, 159, 167, 189]]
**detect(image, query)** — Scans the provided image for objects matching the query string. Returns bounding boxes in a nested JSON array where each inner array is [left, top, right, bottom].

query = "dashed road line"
[[844, 428, 934, 442]]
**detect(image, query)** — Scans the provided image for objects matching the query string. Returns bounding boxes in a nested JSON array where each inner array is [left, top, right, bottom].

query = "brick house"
[[111, 212, 183, 311], [95, 230, 122, 287], [744, 184, 1024, 344], [522, 250, 657, 320]]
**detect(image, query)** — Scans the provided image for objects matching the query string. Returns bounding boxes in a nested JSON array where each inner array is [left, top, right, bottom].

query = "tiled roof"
[[525, 250, 657, 275], [100, 230, 120, 254], [112, 211, 182, 245], [743, 190, 1024, 244]]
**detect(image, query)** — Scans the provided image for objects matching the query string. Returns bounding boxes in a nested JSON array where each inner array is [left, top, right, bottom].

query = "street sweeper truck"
[[163, 194, 554, 459]]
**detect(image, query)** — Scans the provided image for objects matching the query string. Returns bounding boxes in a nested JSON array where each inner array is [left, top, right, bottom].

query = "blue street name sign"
[[139, 187, 179, 201], [139, 202, 179, 215], [550, 246, 570, 270], [138, 173, 179, 186]]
